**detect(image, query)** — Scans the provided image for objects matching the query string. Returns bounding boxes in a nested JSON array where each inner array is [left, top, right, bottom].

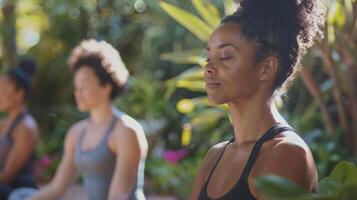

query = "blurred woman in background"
[[0, 58, 39, 200], [28, 39, 148, 200]]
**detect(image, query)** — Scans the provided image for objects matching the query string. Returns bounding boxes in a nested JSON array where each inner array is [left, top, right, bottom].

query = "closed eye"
[[220, 57, 232, 60]]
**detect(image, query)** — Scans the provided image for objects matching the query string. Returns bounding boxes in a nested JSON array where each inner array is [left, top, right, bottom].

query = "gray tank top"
[[74, 114, 146, 200]]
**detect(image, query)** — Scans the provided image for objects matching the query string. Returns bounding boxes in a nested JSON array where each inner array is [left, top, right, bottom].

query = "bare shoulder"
[[269, 130, 312, 160], [13, 114, 39, 139], [254, 130, 317, 191], [198, 141, 231, 180], [205, 141, 231, 162], [64, 119, 88, 147], [111, 114, 148, 155], [116, 114, 144, 135], [23, 114, 38, 132]]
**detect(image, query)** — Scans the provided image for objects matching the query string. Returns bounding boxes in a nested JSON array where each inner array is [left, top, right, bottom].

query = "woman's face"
[[74, 66, 111, 112], [0, 75, 23, 112], [204, 23, 262, 105]]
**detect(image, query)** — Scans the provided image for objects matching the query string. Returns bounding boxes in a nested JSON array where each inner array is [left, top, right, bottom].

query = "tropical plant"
[[158, 0, 238, 157], [255, 161, 357, 200]]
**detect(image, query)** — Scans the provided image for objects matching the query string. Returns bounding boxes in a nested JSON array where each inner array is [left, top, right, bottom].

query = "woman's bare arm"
[[0, 120, 38, 183], [29, 122, 83, 200], [107, 117, 148, 200]]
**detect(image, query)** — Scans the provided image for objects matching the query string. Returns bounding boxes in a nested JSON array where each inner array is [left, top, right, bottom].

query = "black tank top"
[[198, 124, 296, 200]]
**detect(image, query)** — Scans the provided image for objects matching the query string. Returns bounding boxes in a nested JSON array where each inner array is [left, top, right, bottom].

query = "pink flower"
[[163, 148, 189, 164], [39, 155, 53, 168]]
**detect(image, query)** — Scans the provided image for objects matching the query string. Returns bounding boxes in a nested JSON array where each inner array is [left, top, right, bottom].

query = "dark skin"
[[189, 23, 318, 200], [0, 75, 39, 184]]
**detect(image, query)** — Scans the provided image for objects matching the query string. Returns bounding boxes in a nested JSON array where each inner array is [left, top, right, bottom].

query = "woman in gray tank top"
[[27, 39, 148, 200]]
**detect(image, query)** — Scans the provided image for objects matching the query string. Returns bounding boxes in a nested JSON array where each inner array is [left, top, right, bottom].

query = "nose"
[[204, 61, 215, 77]]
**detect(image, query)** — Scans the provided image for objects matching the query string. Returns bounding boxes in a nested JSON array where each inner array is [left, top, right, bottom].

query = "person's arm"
[[108, 121, 148, 200], [0, 122, 38, 184], [29, 123, 81, 200]]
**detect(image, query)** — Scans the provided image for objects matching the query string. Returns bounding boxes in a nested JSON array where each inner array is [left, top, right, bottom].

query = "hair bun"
[[17, 57, 37, 78], [238, 0, 325, 48]]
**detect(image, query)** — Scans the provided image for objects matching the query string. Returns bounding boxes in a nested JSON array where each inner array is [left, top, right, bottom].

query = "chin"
[[76, 104, 89, 112], [207, 96, 226, 105]]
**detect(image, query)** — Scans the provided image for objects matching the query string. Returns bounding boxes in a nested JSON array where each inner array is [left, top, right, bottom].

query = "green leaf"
[[159, 1, 213, 42], [172, 67, 204, 81], [165, 67, 204, 96], [327, 2, 340, 25], [191, 108, 225, 128], [177, 98, 196, 113], [301, 194, 337, 200], [160, 49, 206, 66], [191, 0, 220, 28], [327, 25, 336, 44], [176, 79, 205, 92], [318, 177, 342, 194], [329, 161, 357, 185], [255, 175, 308, 200], [337, 183, 357, 200], [223, 0, 237, 15], [343, 0, 353, 14]]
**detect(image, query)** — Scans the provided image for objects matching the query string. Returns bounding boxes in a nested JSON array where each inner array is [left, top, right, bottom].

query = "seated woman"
[[0, 58, 39, 199], [27, 39, 148, 200], [190, 0, 325, 199]]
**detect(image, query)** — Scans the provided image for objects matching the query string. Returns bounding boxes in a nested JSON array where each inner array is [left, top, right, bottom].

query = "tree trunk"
[[1, 0, 17, 71], [318, 45, 351, 152], [300, 67, 336, 135]]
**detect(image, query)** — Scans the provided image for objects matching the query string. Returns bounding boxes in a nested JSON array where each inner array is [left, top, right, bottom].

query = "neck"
[[228, 95, 286, 144], [89, 102, 114, 125], [8, 104, 26, 120]]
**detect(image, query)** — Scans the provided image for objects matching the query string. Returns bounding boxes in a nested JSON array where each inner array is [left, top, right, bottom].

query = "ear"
[[259, 56, 279, 81], [103, 83, 113, 97]]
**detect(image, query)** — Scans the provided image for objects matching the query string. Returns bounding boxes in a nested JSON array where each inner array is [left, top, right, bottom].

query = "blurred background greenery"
[[0, 0, 356, 199]]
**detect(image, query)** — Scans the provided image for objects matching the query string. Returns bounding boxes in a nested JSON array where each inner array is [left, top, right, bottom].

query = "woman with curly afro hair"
[[190, 0, 325, 199], [27, 39, 148, 200]]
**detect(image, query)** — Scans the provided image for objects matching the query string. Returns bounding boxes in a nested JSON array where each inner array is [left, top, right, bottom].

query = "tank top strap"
[[6, 111, 28, 139], [78, 115, 118, 148], [78, 122, 87, 147], [205, 139, 233, 184], [240, 124, 296, 179], [103, 115, 118, 139]]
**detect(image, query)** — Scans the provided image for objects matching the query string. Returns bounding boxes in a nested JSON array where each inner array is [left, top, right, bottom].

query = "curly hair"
[[222, 0, 325, 94], [68, 39, 129, 100]]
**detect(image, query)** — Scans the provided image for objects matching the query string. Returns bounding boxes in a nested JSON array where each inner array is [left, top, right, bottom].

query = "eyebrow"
[[206, 43, 239, 51]]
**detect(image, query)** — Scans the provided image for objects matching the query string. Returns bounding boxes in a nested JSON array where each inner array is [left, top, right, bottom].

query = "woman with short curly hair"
[[190, 0, 325, 199], [27, 39, 148, 200]]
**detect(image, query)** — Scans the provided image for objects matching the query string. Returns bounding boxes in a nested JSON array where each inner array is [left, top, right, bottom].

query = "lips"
[[205, 81, 222, 89]]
